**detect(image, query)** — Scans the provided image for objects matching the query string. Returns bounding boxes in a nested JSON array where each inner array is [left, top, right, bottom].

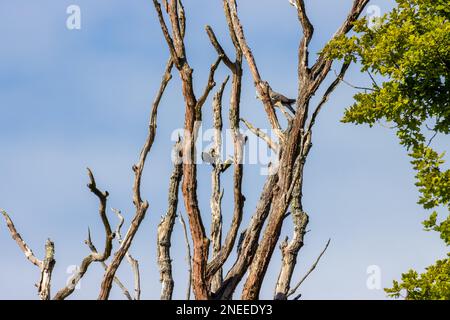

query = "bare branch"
[[128, 255, 141, 300], [311, 0, 369, 81], [112, 208, 141, 300], [337, 69, 375, 92], [152, 0, 180, 66], [98, 209, 146, 300], [205, 3, 246, 286], [153, 0, 210, 299], [295, 0, 314, 41], [223, 0, 242, 57], [86, 169, 112, 260], [278, 104, 294, 122], [196, 55, 223, 113], [287, 238, 331, 298], [274, 177, 309, 300], [179, 212, 192, 300], [1, 210, 42, 268], [84, 230, 133, 300], [240, 149, 309, 299], [54, 169, 112, 300], [177, 0, 186, 38], [217, 0, 240, 58], [2, 210, 56, 300], [97, 58, 174, 300], [240, 118, 279, 152], [294, 0, 314, 81], [206, 25, 235, 71], [367, 70, 380, 89], [133, 59, 173, 207], [307, 61, 351, 133], [168, 0, 185, 59]]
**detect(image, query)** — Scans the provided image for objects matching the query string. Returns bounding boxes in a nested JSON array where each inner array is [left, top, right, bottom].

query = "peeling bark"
[[274, 177, 309, 299], [158, 140, 183, 300]]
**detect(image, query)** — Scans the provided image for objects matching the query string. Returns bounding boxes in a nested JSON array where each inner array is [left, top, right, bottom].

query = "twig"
[[84, 230, 133, 300], [425, 130, 438, 147], [311, 0, 369, 81], [335, 69, 375, 92], [240, 118, 279, 152], [179, 212, 192, 300], [112, 208, 141, 300], [307, 62, 351, 133], [196, 56, 223, 113], [287, 239, 331, 298], [367, 70, 380, 89], [1, 210, 42, 268], [278, 104, 294, 122], [205, 25, 236, 71], [152, 0, 179, 67]]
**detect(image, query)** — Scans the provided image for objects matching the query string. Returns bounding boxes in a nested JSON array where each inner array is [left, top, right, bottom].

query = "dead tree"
[[2, 0, 369, 300]]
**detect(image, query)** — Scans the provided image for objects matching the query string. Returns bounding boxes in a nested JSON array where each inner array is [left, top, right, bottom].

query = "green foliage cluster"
[[325, 0, 450, 299], [385, 256, 450, 300]]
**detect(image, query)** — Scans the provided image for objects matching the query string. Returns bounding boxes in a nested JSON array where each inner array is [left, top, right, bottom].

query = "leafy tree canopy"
[[325, 0, 450, 299]]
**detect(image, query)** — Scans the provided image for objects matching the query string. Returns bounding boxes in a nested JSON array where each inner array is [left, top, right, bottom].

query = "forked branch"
[[226, 0, 283, 140], [1, 210, 55, 300], [54, 168, 113, 300], [84, 230, 133, 300], [112, 208, 141, 300], [287, 239, 331, 299]]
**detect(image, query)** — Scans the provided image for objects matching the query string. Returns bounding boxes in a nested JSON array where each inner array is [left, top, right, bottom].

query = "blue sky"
[[0, 0, 448, 299]]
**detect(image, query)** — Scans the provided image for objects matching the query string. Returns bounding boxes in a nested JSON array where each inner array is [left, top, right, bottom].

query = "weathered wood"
[[158, 140, 183, 300]]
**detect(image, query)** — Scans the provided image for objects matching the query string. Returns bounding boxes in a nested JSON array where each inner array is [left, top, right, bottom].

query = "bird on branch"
[[269, 88, 297, 115], [256, 88, 297, 115]]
